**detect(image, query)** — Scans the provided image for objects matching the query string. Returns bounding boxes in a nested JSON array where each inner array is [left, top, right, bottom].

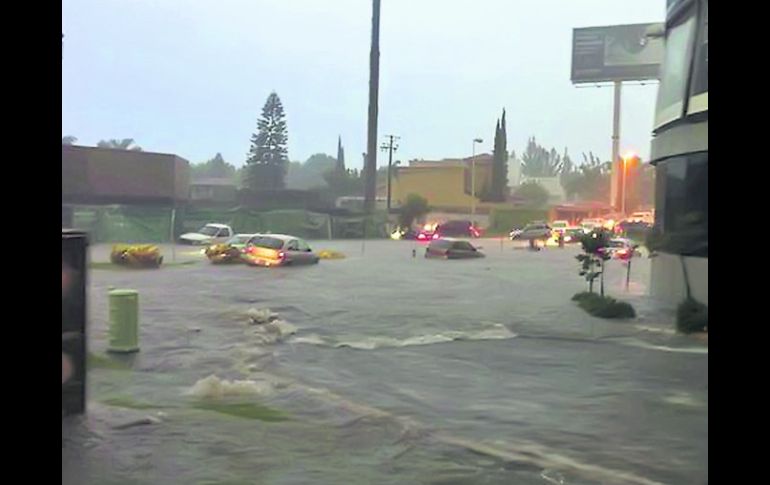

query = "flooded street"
[[63, 240, 707, 485]]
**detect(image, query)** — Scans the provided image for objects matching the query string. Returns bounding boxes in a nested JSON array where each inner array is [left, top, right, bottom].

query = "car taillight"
[[278, 251, 286, 259], [418, 233, 426, 240], [432, 233, 439, 239]]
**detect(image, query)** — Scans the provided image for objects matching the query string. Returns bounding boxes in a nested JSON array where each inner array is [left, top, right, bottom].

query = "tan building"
[[380, 154, 495, 212]]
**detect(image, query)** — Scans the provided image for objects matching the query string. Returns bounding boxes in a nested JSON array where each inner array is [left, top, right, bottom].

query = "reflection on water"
[[65, 241, 707, 485]]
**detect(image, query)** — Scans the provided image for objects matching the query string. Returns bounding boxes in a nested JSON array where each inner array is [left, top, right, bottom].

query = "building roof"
[[191, 178, 237, 187], [408, 153, 493, 168]]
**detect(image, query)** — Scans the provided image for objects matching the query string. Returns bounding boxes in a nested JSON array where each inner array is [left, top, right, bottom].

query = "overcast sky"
[[62, 0, 664, 168]]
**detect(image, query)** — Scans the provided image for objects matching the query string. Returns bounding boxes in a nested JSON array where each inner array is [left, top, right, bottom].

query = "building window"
[[655, 152, 708, 256], [688, 0, 708, 114], [655, 10, 696, 127]]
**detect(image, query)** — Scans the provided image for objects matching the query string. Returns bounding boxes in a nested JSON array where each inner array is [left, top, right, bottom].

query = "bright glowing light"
[[623, 151, 637, 161], [417, 233, 427, 240]]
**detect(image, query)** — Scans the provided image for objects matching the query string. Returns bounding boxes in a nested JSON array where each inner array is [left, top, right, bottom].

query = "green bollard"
[[108, 289, 140, 353]]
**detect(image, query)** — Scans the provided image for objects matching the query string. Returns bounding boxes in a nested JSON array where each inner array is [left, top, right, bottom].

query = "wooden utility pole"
[[363, 0, 381, 213]]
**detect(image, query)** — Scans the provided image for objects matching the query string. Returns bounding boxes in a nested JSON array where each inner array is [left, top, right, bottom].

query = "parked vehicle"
[[242, 234, 320, 267], [550, 220, 570, 235], [425, 238, 485, 259], [179, 223, 233, 245]]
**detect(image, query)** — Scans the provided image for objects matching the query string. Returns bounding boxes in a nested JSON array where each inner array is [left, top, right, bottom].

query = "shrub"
[[572, 292, 636, 319], [676, 299, 708, 334]]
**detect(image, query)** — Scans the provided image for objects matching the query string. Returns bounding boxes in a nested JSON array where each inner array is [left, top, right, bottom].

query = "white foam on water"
[[634, 325, 677, 335], [621, 340, 708, 355], [662, 392, 703, 408], [436, 435, 666, 485], [328, 324, 517, 350], [186, 375, 276, 399], [288, 334, 326, 345], [245, 307, 279, 324]]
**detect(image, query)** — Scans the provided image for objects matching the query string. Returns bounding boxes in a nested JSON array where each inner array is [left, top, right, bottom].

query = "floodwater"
[[63, 239, 707, 485]]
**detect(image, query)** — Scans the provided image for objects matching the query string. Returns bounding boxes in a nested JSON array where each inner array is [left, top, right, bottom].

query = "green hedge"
[[677, 299, 708, 334], [572, 292, 636, 319], [488, 208, 549, 233], [70, 205, 387, 242]]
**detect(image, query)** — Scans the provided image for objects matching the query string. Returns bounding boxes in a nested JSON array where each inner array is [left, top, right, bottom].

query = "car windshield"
[[198, 226, 220, 236], [451, 241, 475, 251], [227, 235, 252, 245]]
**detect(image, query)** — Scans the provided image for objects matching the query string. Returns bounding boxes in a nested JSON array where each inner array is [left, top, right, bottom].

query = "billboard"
[[571, 23, 664, 84]]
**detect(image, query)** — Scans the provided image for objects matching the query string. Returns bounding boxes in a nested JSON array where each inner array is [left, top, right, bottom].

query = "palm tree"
[[97, 138, 142, 151], [62, 136, 78, 145]]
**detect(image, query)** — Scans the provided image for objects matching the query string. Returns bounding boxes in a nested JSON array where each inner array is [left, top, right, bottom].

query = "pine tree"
[[245, 92, 289, 190], [336, 136, 346, 173], [491, 109, 509, 202]]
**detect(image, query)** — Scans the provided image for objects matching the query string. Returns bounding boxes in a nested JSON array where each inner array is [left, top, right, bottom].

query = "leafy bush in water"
[[677, 299, 708, 334], [572, 292, 636, 319], [576, 229, 612, 295]]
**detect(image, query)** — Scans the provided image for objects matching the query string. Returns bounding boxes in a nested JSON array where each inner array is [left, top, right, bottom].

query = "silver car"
[[242, 234, 320, 267], [510, 223, 552, 241]]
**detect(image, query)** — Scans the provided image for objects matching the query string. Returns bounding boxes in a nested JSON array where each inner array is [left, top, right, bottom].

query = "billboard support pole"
[[611, 81, 622, 211]]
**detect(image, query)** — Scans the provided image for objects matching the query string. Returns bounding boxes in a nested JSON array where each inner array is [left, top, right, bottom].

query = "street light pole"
[[471, 138, 483, 223], [380, 135, 399, 212], [621, 156, 627, 215]]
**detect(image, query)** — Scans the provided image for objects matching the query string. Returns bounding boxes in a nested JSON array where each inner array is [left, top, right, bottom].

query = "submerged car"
[[510, 223, 552, 241], [179, 223, 233, 245], [242, 234, 320, 267], [434, 220, 481, 238], [425, 238, 485, 259], [605, 238, 641, 259]]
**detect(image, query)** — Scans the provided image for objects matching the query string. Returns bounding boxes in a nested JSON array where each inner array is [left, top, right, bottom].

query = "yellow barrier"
[[110, 244, 163, 268], [318, 250, 346, 260]]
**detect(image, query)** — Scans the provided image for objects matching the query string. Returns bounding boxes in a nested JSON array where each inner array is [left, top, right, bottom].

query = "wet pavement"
[[63, 239, 707, 485]]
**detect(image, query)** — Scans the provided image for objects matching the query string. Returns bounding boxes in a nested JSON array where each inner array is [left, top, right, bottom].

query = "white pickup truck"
[[179, 223, 233, 245]]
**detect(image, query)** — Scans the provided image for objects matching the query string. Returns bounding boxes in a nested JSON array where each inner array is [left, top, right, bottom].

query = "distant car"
[[425, 238, 485, 259], [179, 223, 233, 245], [435, 220, 481, 238], [615, 220, 652, 236], [580, 219, 604, 234], [605, 238, 641, 259], [510, 223, 552, 241], [242, 234, 320, 267], [416, 222, 439, 241], [550, 220, 570, 235], [563, 227, 583, 244], [629, 211, 654, 225]]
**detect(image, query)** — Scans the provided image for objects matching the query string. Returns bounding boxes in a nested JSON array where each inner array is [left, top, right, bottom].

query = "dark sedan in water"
[[425, 238, 485, 259]]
